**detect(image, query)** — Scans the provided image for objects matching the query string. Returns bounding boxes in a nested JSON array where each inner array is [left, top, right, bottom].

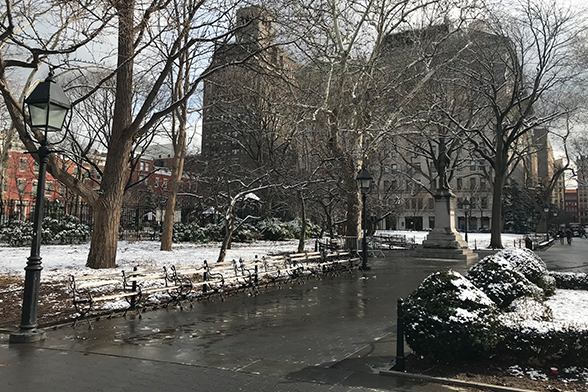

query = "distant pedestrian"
[[558, 229, 565, 245], [566, 228, 573, 245], [581, 227, 587, 239]]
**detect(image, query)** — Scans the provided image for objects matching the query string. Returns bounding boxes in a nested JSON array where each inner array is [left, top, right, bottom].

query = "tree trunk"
[[160, 122, 187, 251], [490, 170, 505, 249], [297, 191, 306, 253], [86, 136, 133, 268], [85, 0, 135, 268], [345, 187, 362, 237], [217, 213, 235, 263], [87, 198, 124, 268]]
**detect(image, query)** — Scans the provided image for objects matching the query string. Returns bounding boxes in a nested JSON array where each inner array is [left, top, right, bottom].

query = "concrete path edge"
[[380, 369, 538, 392]]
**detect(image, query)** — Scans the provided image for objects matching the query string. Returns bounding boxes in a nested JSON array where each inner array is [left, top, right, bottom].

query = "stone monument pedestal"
[[418, 189, 478, 263]]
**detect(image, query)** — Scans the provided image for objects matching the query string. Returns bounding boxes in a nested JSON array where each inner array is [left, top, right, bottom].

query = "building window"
[[154, 178, 159, 188], [470, 177, 477, 190], [163, 179, 168, 189], [481, 197, 488, 209], [456, 178, 463, 190], [17, 179, 26, 192], [45, 181, 52, 197], [19, 158, 27, 172], [33, 162, 39, 173]]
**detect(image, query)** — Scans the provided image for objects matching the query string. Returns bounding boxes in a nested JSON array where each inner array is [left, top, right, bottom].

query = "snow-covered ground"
[[374, 230, 525, 249], [0, 231, 586, 330], [0, 231, 524, 277]]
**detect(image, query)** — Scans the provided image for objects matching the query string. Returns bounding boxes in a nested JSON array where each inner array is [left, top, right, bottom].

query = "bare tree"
[[0, 1, 239, 268], [444, 0, 587, 248], [281, 0, 480, 238]]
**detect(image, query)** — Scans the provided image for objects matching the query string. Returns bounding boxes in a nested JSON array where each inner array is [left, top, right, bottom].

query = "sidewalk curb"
[[380, 369, 538, 392]]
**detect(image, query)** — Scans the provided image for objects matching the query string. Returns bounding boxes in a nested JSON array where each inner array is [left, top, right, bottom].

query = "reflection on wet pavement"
[[5, 255, 472, 391]]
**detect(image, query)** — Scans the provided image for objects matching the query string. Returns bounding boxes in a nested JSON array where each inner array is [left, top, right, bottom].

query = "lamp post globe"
[[10, 71, 70, 343], [356, 168, 372, 271]]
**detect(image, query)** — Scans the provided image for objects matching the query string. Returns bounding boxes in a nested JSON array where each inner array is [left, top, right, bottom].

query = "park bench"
[[70, 250, 363, 324], [318, 250, 361, 274], [315, 238, 341, 253], [372, 234, 416, 249], [70, 266, 184, 325]]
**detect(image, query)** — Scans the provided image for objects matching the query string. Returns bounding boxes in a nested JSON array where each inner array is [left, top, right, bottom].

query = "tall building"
[[576, 156, 588, 224], [368, 24, 553, 232], [564, 189, 579, 223], [201, 6, 298, 170]]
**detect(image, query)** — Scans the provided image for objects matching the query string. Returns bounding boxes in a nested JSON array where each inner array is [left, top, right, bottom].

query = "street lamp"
[[357, 167, 372, 271], [462, 198, 471, 243], [10, 71, 70, 343], [544, 207, 550, 239]]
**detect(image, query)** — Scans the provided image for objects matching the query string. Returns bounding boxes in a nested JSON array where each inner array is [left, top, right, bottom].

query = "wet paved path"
[[0, 255, 472, 392], [539, 236, 588, 272]]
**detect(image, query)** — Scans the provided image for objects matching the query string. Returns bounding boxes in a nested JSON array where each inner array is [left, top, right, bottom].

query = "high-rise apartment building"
[[201, 6, 298, 170]]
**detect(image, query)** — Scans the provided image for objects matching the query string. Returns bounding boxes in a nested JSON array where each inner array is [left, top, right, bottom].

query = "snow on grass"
[[0, 240, 305, 281], [1, 231, 587, 332]]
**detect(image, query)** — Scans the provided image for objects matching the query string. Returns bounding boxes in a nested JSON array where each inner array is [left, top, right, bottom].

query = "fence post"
[[203, 260, 209, 294], [130, 266, 138, 308], [391, 298, 405, 371]]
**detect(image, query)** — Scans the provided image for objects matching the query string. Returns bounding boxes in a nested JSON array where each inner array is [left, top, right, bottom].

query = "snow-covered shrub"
[[172, 222, 208, 243], [202, 222, 225, 241], [403, 270, 503, 360], [232, 222, 261, 242], [549, 271, 588, 290], [0, 215, 89, 246], [286, 219, 321, 239], [502, 297, 553, 323], [257, 218, 296, 241], [0, 220, 33, 247], [42, 215, 90, 244], [467, 254, 544, 309], [499, 325, 588, 364], [497, 248, 556, 295]]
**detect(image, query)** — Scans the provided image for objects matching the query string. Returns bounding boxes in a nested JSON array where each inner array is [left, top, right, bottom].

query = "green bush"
[[403, 270, 503, 361], [467, 254, 543, 309], [500, 324, 588, 365], [0, 220, 33, 247], [286, 219, 321, 239], [233, 222, 261, 242], [257, 218, 296, 241], [498, 248, 556, 295], [0, 215, 90, 246], [172, 222, 207, 243], [550, 271, 588, 290], [171, 218, 322, 243]]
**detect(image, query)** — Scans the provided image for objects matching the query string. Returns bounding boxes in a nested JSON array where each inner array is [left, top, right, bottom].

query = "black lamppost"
[[463, 198, 471, 243], [10, 71, 70, 343], [357, 167, 372, 271], [544, 207, 550, 239]]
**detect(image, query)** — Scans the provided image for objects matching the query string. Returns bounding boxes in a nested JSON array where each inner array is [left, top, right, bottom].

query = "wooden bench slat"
[[75, 279, 124, 289]]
